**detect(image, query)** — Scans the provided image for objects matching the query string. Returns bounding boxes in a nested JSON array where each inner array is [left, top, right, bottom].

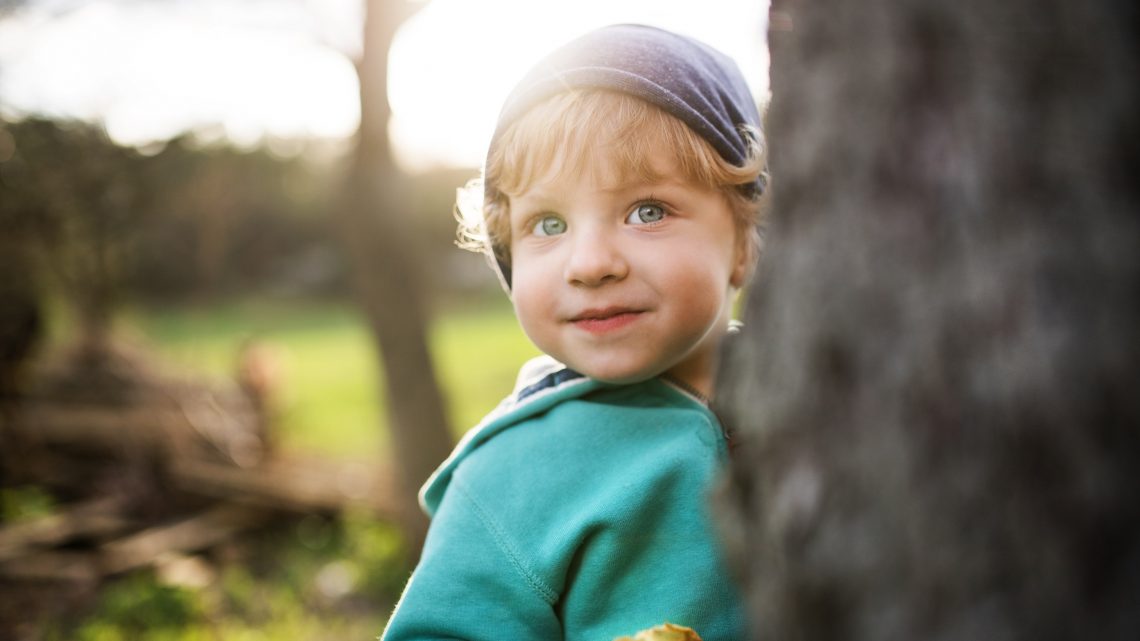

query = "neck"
[[664, 354, 716, 403], [662, 373, 712, 405]]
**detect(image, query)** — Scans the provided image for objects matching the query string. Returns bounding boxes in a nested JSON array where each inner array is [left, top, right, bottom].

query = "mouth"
[[568, 307, 645, 334]]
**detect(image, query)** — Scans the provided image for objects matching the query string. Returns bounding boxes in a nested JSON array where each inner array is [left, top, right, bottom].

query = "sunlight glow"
[[0, 0, 767, 170], [0, 0, 361, 148], [389, 0, 769, 171]]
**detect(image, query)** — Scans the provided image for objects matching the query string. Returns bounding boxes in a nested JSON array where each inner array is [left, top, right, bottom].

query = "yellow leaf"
[[612, 622, 704, 641]]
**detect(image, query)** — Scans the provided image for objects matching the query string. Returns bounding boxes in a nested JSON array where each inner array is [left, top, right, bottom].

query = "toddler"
[[382, 23, 767, 641]]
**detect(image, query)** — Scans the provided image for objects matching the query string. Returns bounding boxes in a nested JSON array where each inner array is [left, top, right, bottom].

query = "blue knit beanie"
[[486, 23, 765, 288]]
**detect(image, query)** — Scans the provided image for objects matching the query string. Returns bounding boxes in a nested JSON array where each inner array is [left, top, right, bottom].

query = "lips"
[[568, 307, 645, 334]]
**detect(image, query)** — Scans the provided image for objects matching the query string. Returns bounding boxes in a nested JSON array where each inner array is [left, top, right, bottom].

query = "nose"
[[564, 228, 628, 287]]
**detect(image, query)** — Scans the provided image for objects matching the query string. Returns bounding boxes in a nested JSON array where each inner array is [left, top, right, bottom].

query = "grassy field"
[[119, 295, 540, 459]]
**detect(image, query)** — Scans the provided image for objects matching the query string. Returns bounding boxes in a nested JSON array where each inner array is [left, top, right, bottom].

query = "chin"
[[575, 362, 661, 386], [590, 373, 651, 386]]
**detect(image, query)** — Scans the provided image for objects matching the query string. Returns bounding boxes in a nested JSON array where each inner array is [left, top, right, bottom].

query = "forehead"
[[504, 124, 680, 201]]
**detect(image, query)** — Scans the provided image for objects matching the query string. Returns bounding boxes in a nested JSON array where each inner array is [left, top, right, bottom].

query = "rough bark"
[[335, 0, 454, 549], [714, 2, 1140, 640]]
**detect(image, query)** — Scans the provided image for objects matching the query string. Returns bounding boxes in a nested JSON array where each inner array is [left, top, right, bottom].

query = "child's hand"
[[612, 622, 703, 641]]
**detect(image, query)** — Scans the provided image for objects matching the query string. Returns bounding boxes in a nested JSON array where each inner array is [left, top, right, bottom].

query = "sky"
[[0, 0, 769, 172]]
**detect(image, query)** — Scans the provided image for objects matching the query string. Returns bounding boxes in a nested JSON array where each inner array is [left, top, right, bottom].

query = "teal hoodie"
[[381, 357, 745, 640]]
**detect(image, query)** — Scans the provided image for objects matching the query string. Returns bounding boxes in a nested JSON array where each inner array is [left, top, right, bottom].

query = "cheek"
[[652, 247, 736, 324], [659, 238, 736, 291], [675, 272, 729, 321], [509, 266, 552, 336]]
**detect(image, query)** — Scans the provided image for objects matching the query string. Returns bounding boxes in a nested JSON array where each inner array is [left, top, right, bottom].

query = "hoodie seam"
[[452, 477, 559, 605]]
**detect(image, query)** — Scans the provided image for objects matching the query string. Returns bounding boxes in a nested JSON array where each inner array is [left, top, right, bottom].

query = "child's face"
[[507, 138, 749, 395]]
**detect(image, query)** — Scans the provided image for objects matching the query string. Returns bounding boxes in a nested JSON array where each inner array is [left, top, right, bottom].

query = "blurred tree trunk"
[[715, 1, 1139, 640], [336, 0, 454, 550], [0, 245, 39, 491], [5, 120, 146, 363]]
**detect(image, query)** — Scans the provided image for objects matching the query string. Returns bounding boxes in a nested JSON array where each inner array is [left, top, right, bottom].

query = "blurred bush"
[[0, 115, 494, 330], [39, 512, 406, 641], [0, 485, 55, 522]]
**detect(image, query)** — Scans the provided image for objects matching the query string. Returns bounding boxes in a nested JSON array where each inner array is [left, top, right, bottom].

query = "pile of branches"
[[0, 341, 398, 638]]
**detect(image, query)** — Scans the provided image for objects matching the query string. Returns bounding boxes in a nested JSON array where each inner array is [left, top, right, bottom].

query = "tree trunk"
[[714, 1, 1140, 640], [336, 0, 454, 550]]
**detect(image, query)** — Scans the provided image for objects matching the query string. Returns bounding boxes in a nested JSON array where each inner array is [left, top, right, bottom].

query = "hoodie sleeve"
[[380, 474, 562, 641]]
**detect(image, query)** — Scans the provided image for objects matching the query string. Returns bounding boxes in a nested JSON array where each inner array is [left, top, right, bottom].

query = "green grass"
[[118, 295, 539, 459]]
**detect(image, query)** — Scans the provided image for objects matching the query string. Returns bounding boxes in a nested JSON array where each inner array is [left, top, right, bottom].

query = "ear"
[[729, 229, 759, 290]]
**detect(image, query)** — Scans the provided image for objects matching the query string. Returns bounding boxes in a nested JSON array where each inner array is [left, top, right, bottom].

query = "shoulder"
[[477, 370, 720, 454], [454, 375, 727, 510], [421, 357, 726, 513], [418, 356, 598, 513]]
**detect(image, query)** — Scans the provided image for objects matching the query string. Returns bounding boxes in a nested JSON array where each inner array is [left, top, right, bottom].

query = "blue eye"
[[626, 203, 667, 225], [534, 215, 567, 236]]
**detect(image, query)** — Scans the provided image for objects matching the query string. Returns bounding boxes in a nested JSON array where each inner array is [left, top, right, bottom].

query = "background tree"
[[0, 119, 152, 358], [0, 122, 45, 406], [128, 138, 340, 302], [715, 1, 1139, 639], [336, 0, 455, 548]]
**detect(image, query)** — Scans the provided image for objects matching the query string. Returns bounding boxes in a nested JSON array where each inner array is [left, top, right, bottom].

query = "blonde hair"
[[456, 90, 768, 274]]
